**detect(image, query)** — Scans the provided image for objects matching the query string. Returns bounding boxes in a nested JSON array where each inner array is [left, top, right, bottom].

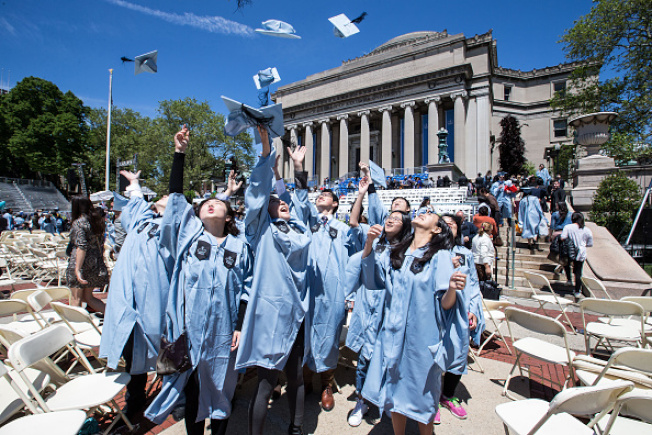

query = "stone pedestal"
[[571, 154, 617, 213], [426, 163, 463, 182]]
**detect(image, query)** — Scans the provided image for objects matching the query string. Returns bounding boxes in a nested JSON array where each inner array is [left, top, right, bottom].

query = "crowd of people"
[[0, 208, 68, 234], [1, 126, 591, 435]]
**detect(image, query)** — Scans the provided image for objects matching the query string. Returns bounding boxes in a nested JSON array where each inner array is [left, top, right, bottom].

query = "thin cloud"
[[105, 0, 254, 36], [0, 17, 16, 35]]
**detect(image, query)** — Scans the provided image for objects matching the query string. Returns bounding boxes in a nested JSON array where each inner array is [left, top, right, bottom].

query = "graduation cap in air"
[[368, 159, 387, 188], [112, 191, 129, 212], [222, 96, 284, 143], [253, 67, 281, 90], [329, 12, 366, 38], [255, 20, 301, 39], [134, 50, 158, 75]]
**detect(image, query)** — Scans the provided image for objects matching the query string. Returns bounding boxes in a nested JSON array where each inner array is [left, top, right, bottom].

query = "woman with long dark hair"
[[561, 212, 594, 299], [345, 175, 413, 426], [437, 214, 485, 423], [145, 126, 251, 435], [66, 196, 109, 313], [359, 210, 466, 435]]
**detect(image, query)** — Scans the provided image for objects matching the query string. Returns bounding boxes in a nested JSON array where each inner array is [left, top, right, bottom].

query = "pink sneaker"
[[434, 405, 441, 425], [440, 396, 467, 420]]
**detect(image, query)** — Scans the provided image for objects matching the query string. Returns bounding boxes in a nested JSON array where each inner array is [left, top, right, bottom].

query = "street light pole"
[[105, 69, 113, 191]]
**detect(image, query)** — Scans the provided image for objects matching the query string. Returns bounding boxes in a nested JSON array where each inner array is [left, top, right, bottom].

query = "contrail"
[[105, 0, 254, 36]]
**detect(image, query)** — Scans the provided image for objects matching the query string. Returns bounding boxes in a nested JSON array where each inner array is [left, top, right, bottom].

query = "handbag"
[[156, 331, 192, 376], [156, 282, 192, 376], [494, 235, 504, 247]]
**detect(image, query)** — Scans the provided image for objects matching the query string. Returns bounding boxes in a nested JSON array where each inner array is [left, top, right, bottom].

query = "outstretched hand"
[[359, 162, 370, 179], [120, 170, 141, 184], [226, 170, 244, 194], [358, 176, 370, 195], [175, 124, 190, 153], [287, 145, 306, 171]]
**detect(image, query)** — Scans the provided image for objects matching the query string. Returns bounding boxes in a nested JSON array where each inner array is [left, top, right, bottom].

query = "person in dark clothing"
[[436, 176, 444, 188], [443, 175, 452, 187], [457, 174, 468, 188], [475, 173, 484, 190], [456, 210, 477, 250], [550, 180, 566, 212]]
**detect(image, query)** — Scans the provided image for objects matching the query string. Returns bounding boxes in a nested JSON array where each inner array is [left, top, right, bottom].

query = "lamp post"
[[105, 69, 113, 191]]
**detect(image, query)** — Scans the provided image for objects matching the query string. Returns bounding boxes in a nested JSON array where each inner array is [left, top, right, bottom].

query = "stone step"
[[496, 266, 567, 280], [492, 274, 576, 290], [496, 246, 551, 256]]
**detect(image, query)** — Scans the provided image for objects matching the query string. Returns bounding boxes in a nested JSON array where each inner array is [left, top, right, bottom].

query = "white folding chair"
[[495, 380, 634, 435], [573, 347, 652, 391], [597, 389, 652, 434], [622, 296, 652, 339], [478, 299, 514, 356], [580, 298, 646, 355], [0, 258, 17, 291], [581, 276, 613, 300], [502, 307, 576, 400], [0, 299, 44, 335], [524, 271, 576, 333], [8, 325, 133, 434], [0, 409, 87, 435]]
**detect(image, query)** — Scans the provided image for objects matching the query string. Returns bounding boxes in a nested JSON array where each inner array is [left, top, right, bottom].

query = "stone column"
[[319, 119, 331, 184], [288, 126, 298, 179], [358, 110, 371, 164], [401, 101, 416, 171], [378, 106, 393, 172], [303, 122, 314, 178], [452, 91, 467, 174], [475, 89, 491, 176], [425, 96, 441, 165], [337, 114, 349, 177]]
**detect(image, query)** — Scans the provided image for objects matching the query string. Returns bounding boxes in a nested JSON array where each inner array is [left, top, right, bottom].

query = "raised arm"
[[118, 170, 153, 232], [287, 145, 317, 225], [350, 175, 370, 228], [244, 127, 275, 249]]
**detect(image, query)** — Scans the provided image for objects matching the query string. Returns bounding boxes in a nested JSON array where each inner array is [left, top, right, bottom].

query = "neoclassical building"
[[272, 30, 582, 183]]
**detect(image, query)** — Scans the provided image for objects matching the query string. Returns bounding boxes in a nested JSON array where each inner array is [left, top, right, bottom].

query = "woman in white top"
[[472, 222, 494, 281], [560, 212, 593, 299]]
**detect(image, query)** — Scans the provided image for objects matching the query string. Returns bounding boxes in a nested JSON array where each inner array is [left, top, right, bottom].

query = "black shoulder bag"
[[156, 289, 192, 376]]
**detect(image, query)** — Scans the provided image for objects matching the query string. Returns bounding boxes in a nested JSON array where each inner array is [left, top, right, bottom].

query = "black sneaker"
[[288, 424, 304, 435]]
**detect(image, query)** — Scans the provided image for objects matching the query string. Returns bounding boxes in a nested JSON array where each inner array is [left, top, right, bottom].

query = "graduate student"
[[359, 210, 467, 435], [358, 163, 411, 226], [518, 188, 549, 251], [235, 128, 311, 435], [437, 214, 485, 424], [144, 127, 252, 435], [345, 174, 413, 427], [287, 151, 357, 412]]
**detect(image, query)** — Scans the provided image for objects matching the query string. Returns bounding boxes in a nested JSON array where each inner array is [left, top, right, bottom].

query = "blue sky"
[[1, 0, 594, 119]]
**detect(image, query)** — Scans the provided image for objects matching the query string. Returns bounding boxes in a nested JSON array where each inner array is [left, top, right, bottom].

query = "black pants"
[[442, 372, 462, 399], [249, 323, 305, 435], [122, 329, 148, 418], [564, 260, 586, 295], [184, 370, 230, 435]]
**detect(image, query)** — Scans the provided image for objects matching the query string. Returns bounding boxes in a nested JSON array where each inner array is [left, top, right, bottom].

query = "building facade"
[[272, 30, 582, 183]]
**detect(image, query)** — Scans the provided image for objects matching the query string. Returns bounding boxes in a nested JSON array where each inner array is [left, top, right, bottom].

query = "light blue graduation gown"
[[492, 181, 515, 216], [292, 190, 355, 372], [235, 150, 311, 371], [360, 248, 464, 424], [444, 245, 486, 375], [367, 191, 388, 226], [100, 197, 172, 374], [518, 195, 548, 239], [536, 168, 552, 187], [145, 194, 252, 424]]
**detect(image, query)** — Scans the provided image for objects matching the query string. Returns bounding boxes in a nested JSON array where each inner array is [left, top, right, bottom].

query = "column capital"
[[336, 113, 349, 121], [357, 110, 371, 118], [451, 90, 468, 100], [286, 124, 298, 132], [377, 105, 393, 113], [400, 101, 416, 109], [424, 96, 441, 105], [469, 87, 490, 98], [302, 121, 314, 128], [318, 118, 331, 125]]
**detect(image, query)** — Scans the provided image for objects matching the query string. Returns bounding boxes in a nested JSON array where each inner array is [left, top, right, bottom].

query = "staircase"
[[0, 181, 33, 212]]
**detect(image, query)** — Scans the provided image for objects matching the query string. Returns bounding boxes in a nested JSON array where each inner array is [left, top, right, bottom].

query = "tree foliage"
[[498, 115, 527, 175], [0, 77, 90, 182], [552, 0, 652, 143], [590, 170, 642, 239]]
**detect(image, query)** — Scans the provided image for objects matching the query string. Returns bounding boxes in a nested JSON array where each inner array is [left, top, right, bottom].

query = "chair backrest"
[[581, 277, 612, 300], [524, 270, 555, 296], [0, 325, 27, 350], [595, 347, 652, 385], [9, 289, 39, 303], [50, 302, 98, 335], [622, 296, 652, 314], [549, 380, 633, 417], [0, 300, 29, 318], [26, 290, 52, 314], [505, 307, 567, 338], [483, 299, 513, 312], [580, 298, 645, 318], [43, 287, 71, 304], [8, 325, 74, 371]]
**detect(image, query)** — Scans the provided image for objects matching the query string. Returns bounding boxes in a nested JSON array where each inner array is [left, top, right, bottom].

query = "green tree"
[[498, 115, 527, 175], [0, 77, 89, 183], [552, 0, 652, 143], [150, 98, 254, 195], [553, 144, 577, 181], [590, 171, 642, 239]]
